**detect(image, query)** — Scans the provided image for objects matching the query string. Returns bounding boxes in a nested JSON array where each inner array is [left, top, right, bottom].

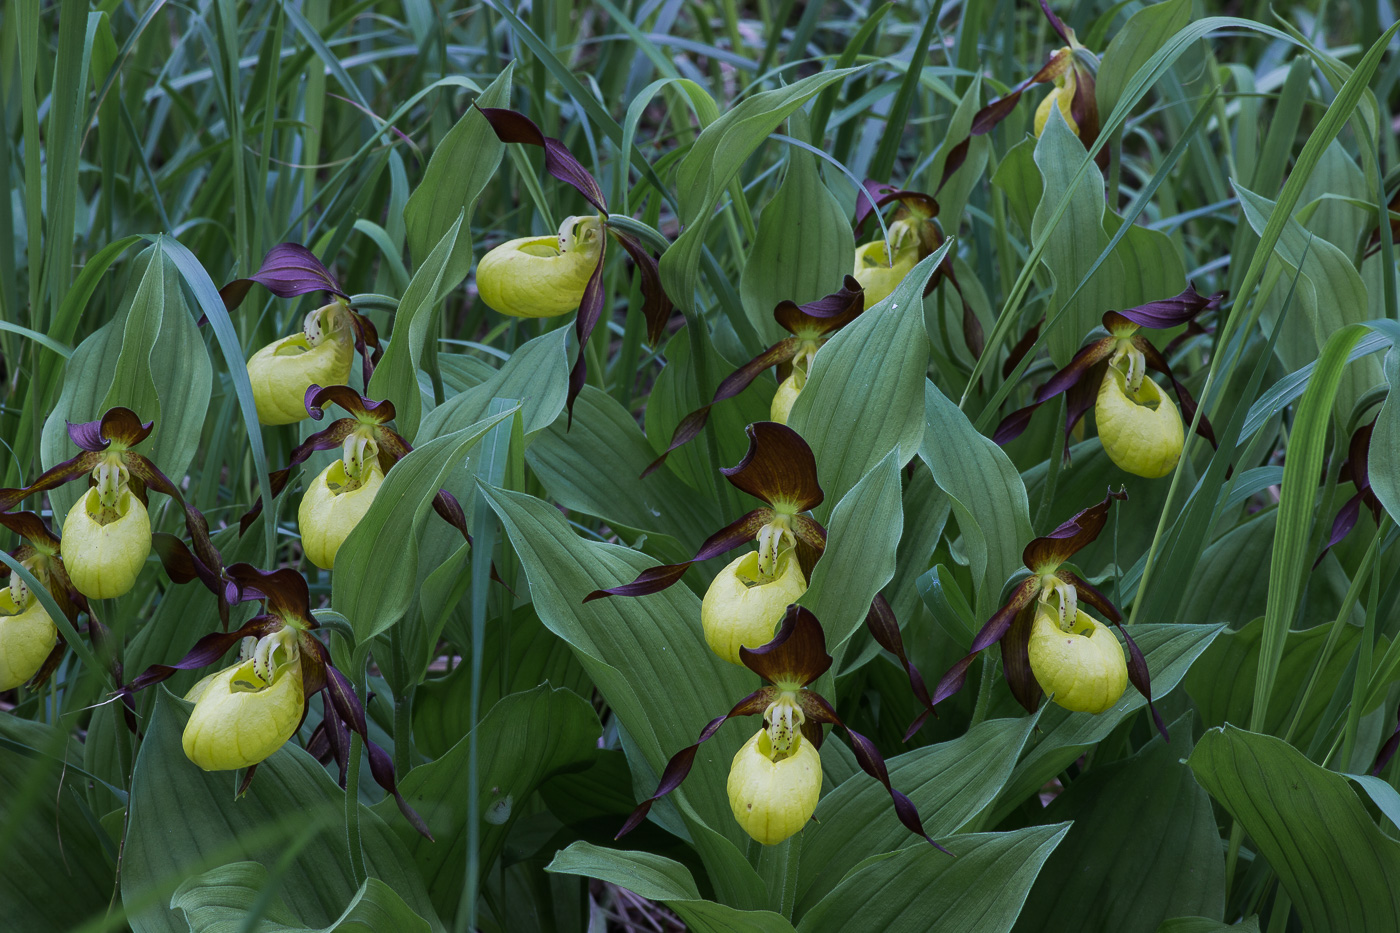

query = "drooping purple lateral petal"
[[218, 243, 348, 316], [120, 616, 278, 696], [1134, 337, 1217, 448], [238, 420, 358, 533], [993, 402, 1045, 447], [1348, 420, 1375, 493], [1002, 603, 1042, 714], [615, 687, 775, 839], [1021, 488, 1128, 571], [477, 107, 608, 213], [1115, 619, 1168, 740], [923, 576, 1042, 723], [608, 228, 674, 346], [772, 276, 866, 337], [348, 311, 383, 385], [642, 338, 804, 479], [1373, 704, 1400, 775], [1003, 321, 1043, 379], [431, 490, 472, 544], [1032, 338, 1116, 405], [1039, 0, 1072, 43], [970, 54, 1069, 136], [565, 244, 609, 426], [1109, 285, 1224, 331], [937, 138, 972, 193], [1061, 359, 1107, 456], [1314, 493, 1363, 569], [124, 454, 225, 583], [0, 511, 61, 552], [366, 736, 434, 840], [864, 594, 934, 714], [1054, 569, 1122, 624], [721, 422, 824, 513], [305, 385, 396, 423], [583, 509, 773, 601], [740, 605, 833, 688], [853, 181, 940, 231], [800, 691, 945, 851]]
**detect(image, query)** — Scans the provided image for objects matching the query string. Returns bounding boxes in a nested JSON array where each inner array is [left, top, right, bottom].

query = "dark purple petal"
[[971, 54, 1068, 136], [937, 138, 972, 193], [121, 616, 278, 696], [583, 509, 773, 601], [238, 421, 357, 533], [431, 490, 472, 544], [1115, 619, 1168, 740], [853, 181, 938, 231], [609, 228, 674, 346], [0, 453, 97, 512], [1107, 284, 1224, 331], [1314, 494, 1363, 569], [721, 422, 824, 513], [740, 605, 834, 688], [1032, 338, 1117, 405], [615, 688, 775, 838], [219, 243, 347, 314], [1039, 0, 1072, 43], [224, 564, 316, 629], [993, 402, 1045, 447], [1021, 488, 1128, 572], [772, 277, 866, 337], [366, 736, 434, 840], [1003, 321, 1043, 379], [1002, 603, 1042, 714], [864, 594, 934, 715], [477, 107, 608, 214], [305, 385, 396, 423], [565, 244, 608, 426], [0, 511, 61, 552]]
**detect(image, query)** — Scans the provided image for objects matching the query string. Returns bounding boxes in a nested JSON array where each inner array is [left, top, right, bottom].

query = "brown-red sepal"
[[1021, 488, 1127, 572], [305, 385, 396, 424], [218, 243, 348, 316], [615, 687, 775, 839], [992, 337, 1114, 448], [68, 407, 154, 451], [1108, 284, 1224, 331], [853, 181, 939, 231], [608, 227, 674, 346], [565, 240, 608, 426], [865, 594, 934, 716], [477, 106, 608, 214], [1001, 604, 1042, 715], [224, 564, 318, 630], [739, 605, 833, 688], [721, 422, 824, 514], [583, 509, 772, 602], [0, 511, 61, 553], [642, 338, 803, 479], [1316, 420, 1381, 566], [773, 276, 866, 337]]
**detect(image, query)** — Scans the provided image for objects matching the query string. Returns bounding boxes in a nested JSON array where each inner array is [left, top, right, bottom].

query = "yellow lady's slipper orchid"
[[246, 302, 355, 425], [1028, 603, 1127, 714], [182, 634, 304, 771], [853, 220, 920, 306], [298, 454, 385, 570], [0, 588, 57, 691], [701, 546, 807, 665], [770, 367, 806, 425], [1095, 365, 1184, 479], [727, 723, 822, 845], [62, 486, 151, 599], [477, 215, 602, 318], [1034, 69, 1079, 137]]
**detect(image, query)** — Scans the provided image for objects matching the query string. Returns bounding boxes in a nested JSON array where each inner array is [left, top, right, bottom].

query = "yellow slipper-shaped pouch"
[[476, 216, 602, 318], [0, 590, 57, 691], [727, 728, 822, 845], [1028, 603, 1128, 714], [1095, 366, 1184, 478], [701, 549, 807, 665], [61, 487, 151, 599]]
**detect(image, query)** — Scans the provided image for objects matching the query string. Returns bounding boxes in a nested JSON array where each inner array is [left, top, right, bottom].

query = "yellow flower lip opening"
[[1028, 603, 1127, 715], [61, 486, 152, 599], [298, 457, 385, 570], [1095, 365, 1184, 479], [0, 588, 57, 691], [246, 302, 355, 425], [476, 214, 603, 319], [701, 547, 807, 666], [182, 647, 304, 772], [726, 726, 822, 846]]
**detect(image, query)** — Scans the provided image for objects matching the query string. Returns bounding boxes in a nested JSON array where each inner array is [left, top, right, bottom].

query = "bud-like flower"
[[1034, 66, 1079, 137], [853, 222, 920, 307], [1028, 602, 1128, 714], [770, 369, 806, 425], [727, 724, 822, 845], [62, 485, 151, 599], [298, 452, 385, 571], [1095, 363, 1184, 479], [0, 589, 57, 691], [702, 544, 807, 665], [246, 302, 355, 425], [476, 215, 603, 319], [182, 632, 304, 771]]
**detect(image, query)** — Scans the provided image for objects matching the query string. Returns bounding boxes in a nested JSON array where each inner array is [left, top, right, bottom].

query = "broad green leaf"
[[740, 115, 853, 346], [333, 407, 516, 644], [421, 329, 570, 443], [989, 624, 1224, 823], [804, 450, 902, 653], [1032, 109, 1125, 364], [920, 380, 1031, 620], [367, 210, 465, 442], [932, 77, 989, 229], [1189, 726, 1400, 933], [121, 691, 441, 933], [546, 843, 797, 933], [991, 137, 1041, 235], [1368, 347, 1400, 521], [1096, 0, 1193, 118], [170, 862, 432, 933], [480, 486, 768, 907], [0, 715, 112, 933], [528, 384, 720, 562], [403, 65, 512, 277], [1014, 727, 1225, 933], [661, 68, 861, 314], [371, 686, 599, 922], [795, 713, 1039, 918], [1103, 213, 1186, 307], [790, 245, 948, 518], [797, 824, 1069, 932], [1156, 919, 1261, 933]]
